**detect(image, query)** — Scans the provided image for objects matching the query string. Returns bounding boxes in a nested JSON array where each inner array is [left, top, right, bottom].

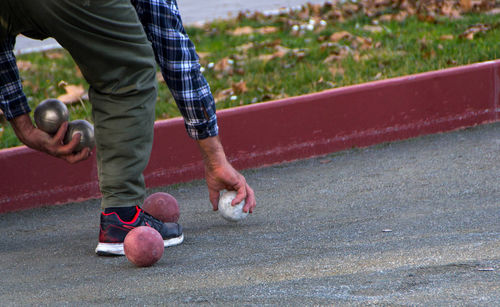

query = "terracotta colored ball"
[[124, 226, 164, 267], [142, 192, 180, 223]]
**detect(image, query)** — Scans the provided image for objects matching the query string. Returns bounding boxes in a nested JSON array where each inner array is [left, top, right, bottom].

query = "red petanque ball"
[[142, 192, 180, 223], [124, 226, 164, 267]]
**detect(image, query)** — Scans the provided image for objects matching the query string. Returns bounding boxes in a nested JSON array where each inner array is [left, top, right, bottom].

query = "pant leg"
[[8, 0, 158, 209]]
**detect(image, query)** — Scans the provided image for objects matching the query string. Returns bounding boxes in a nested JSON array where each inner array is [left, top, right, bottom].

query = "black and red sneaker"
[[95, 207, 184, 256]]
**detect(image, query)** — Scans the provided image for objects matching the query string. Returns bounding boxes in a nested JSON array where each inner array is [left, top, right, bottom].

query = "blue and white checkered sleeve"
[[132, 0, 218, 140], [0, 36, 30, 120]]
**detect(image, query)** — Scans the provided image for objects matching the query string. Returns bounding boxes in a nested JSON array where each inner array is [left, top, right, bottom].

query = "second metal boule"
[[63, 120, 95, 152]]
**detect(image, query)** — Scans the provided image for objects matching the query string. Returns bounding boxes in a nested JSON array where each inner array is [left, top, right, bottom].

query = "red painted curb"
[[1, 60, 499, 213]]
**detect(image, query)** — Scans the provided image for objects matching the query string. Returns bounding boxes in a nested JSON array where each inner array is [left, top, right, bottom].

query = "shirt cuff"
[[1, 93, 31, 120], [184, 114, 219, 140]]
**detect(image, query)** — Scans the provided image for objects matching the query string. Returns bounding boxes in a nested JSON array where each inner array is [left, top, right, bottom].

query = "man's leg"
[[15, 0, 157, 209], [7, 0, 183, 255]]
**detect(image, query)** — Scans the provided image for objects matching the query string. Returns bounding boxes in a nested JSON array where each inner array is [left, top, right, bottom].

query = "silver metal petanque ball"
[[34, 99, 69, 134], [63, 120, 95, 152]]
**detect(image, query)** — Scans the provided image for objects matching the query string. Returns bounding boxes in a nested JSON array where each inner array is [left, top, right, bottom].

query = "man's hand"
[[197, 136, 256, 213], [10, 114, 91, 164]]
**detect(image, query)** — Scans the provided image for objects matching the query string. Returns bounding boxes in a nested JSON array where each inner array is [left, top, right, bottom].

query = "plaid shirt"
[[0, 36, 30, 120], [0, 0, 217, 140]]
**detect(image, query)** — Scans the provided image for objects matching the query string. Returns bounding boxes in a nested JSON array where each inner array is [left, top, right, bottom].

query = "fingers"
[[49, 121, 81, 156], [55, 132, 81, 156], [64, 147, 92, 164], [242, 183, 256, 213], [50, 124, 90, 163], [53, 121, 69, 143], [209, 189, 220, 211], [230, 175, 246, 206], [230, 175, 256, 214], [204, 161, 256, 214]]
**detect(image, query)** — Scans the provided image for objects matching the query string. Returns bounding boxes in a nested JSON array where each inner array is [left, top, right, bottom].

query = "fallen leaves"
[[214, 81, 248, 103], [234, 0, 497, 31], [379, 14, 394, 22], [236, 42, 254, 53], [363, 25, 384, 33], [362, 0, 496, 22], [196, 51, 211, 60], [16, 60, 33, 72], [321, 30, 380, 65], [323, 48, 351, 63], [439, 34, 455, 40], [459, 23, 492, 39], [393, 11, 409, 22], [228, 26, 278, 36], [45, 51, 65, 59], [229, 26, 254, 36], [329, 31, 353, 42], [214, 57, 234, 74], [57, 81, 87, 104], [232, 80, 248, 95], [342, 2, 360, 15], [257, 45, 290, 62], [258, 26, 279, 34], [355, 36, 375, 50], [329, 66, 345, 77], [218, 0, 498, 88], [214, 87, 234, 103], [460, 0, 474, 12], [441, 1, 462, 19]]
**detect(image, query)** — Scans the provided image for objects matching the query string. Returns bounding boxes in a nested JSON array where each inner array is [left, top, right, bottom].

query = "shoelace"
[[141, 211, 166, 231]]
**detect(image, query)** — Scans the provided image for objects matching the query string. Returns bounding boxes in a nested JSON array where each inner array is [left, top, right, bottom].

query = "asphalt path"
[[0, 122, 498, 305], [13, 0, 329, 54]]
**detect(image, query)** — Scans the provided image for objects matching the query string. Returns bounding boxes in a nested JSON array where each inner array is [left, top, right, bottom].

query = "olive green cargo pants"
[[1, 0, 158, 209]]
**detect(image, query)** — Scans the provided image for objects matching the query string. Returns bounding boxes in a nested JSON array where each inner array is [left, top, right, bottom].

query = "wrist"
[[197, 136, 228, 170], [10, 114, 36, 144]]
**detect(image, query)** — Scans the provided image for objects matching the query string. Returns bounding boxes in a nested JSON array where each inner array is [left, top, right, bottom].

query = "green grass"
[[1, 4, 499, 149]]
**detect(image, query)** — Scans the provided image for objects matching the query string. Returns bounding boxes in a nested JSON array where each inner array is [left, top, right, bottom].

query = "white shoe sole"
[[95, 234, 184, 256]]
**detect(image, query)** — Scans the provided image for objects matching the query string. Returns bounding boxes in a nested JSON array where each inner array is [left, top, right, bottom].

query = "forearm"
[[10, 113, 37, 147], [197, 135, 228, 169]]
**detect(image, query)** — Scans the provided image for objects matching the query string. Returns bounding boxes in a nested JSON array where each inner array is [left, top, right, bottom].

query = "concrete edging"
[[1, 60, 499, 213]]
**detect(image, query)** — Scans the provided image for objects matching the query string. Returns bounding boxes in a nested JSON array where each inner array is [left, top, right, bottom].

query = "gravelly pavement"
[[1, 122, 498, 305]]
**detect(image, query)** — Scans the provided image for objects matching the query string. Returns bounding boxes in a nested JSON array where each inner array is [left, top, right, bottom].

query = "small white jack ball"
[[218, 190, 248, 222]]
